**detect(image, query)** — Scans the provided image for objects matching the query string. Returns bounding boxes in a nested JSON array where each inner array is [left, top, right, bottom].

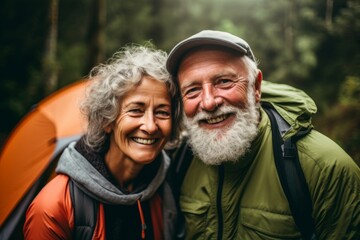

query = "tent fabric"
[[0, 80, 89, 231]]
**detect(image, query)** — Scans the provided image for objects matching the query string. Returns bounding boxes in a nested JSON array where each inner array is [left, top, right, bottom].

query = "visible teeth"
[[133, 138, 156, 145], [206, 115, 227, 124]]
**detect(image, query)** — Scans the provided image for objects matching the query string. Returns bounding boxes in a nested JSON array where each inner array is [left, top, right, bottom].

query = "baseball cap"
[[166, 30, 256, 75]]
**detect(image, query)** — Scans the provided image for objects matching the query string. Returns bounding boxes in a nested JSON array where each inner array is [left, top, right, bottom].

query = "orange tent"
[[0, 80, 89, 239]]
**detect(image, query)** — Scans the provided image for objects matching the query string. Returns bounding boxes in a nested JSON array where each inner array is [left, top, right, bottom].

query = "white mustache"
[[190, 105, 239, 122]]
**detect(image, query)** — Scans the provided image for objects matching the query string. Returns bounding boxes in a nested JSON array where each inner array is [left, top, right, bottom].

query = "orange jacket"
[[23, 174, 105, 239], [23, 174, 164, 239]]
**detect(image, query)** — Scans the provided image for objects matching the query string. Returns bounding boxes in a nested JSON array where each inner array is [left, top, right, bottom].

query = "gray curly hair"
[[81, 43, 182, 151]]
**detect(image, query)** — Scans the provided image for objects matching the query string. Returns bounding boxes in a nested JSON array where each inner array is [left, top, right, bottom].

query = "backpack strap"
[[262, 104, 317, 240], [171, 139, 193, 200], [69, 179, 99, 240], [173, 105, 316, 239]]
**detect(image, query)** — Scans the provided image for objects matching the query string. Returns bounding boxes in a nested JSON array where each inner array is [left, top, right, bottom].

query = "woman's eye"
[[128, 109, 143, 115], [156, 110, 170, 118]]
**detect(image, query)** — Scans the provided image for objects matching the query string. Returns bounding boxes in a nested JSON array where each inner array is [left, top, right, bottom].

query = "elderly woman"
[[23, 44, 182, 240]]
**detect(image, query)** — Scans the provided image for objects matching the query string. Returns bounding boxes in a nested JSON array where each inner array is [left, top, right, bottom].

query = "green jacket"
[[179, 81, 360, 239]]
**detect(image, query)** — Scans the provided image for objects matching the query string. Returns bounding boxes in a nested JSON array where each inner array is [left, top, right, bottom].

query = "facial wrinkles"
[[117, 101, 158, 136], [184, 80, 259, 165], [179, 51, 229, 89], [115, 79, 171, 143], [179, 50, 250, 116], [180, 67, 239, 94], [121, 82, 171, 119], [179, 49, 248, 85]]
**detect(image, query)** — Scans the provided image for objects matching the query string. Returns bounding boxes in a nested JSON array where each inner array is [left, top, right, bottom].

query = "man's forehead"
[[178, 50, 247, 81]]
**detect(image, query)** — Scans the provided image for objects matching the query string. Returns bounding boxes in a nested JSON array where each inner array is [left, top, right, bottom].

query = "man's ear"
[[255, 70, 262, 103]]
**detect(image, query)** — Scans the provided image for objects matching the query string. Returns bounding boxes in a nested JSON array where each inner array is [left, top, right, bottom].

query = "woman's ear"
[[255, 70, 262, 103], [104, 125, 112, 133]]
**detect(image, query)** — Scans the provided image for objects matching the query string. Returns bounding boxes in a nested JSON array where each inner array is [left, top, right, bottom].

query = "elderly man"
[[166, 30, 360, 240]]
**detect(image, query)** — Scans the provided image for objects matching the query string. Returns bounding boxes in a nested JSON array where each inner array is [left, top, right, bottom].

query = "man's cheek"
[[183, 100, 197, 118]]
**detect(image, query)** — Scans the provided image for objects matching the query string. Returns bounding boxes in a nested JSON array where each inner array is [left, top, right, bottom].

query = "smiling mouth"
[[202, 114, 230, 124], [132, 137, 157, 145]]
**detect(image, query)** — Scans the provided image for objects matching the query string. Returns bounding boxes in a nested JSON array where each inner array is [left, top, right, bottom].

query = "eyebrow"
[[180, 81, 199, 92], [180, 72, 238, 91], [124, 102, 171, 108], [124, 102, 144, 107], [213, 72, 238, 79]]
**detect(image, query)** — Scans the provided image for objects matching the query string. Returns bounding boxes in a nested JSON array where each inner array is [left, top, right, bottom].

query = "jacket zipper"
[[217, 165, 224, 240], [137, 199, 146, 239]]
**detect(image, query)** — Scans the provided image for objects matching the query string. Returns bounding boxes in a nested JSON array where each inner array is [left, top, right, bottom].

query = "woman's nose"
[[140, 112, 158, 134]]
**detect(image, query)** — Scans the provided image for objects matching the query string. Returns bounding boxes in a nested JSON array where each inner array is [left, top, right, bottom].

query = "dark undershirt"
[[104, 201, 154, 240], [75, 137, 159, 239]]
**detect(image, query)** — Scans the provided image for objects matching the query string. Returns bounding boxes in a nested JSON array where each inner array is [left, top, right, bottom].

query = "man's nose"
[[200, 84, 218, 112]]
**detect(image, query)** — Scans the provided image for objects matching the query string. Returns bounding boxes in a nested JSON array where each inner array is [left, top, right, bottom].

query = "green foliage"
[[0, 0, 48, 142], [106, 0, 154, 53], [313, 76, 360, 166], [0, 0, 359, 162], [339, 76, 360, 106], [315, 107, 360, 167], [57, 43, 88, 86]]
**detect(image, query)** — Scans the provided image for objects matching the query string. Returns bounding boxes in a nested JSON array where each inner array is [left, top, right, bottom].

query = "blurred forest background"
[[0, 0, 359, 165]]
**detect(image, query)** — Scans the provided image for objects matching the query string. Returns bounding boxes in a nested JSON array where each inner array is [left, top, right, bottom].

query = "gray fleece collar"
[[56, 141, 170, 205]]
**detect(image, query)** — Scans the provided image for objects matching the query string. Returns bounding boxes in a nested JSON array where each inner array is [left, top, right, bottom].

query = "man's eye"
[[216, 78, 234, 87], [184, 87, 201, 98]]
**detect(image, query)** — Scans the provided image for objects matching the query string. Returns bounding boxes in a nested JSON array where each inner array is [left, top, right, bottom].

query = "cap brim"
[[166, 38, 248, 76]]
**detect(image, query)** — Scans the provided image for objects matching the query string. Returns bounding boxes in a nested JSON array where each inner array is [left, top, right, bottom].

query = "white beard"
[[184, 92, 260, 165]]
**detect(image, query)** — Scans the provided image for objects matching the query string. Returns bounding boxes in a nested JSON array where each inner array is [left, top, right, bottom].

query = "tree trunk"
[[150, 0, 163, 44], [325, 0, 333, 30], [86, 0, 106, 73], [43, 0, 59, 95], [284, 2, 295, 59]]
